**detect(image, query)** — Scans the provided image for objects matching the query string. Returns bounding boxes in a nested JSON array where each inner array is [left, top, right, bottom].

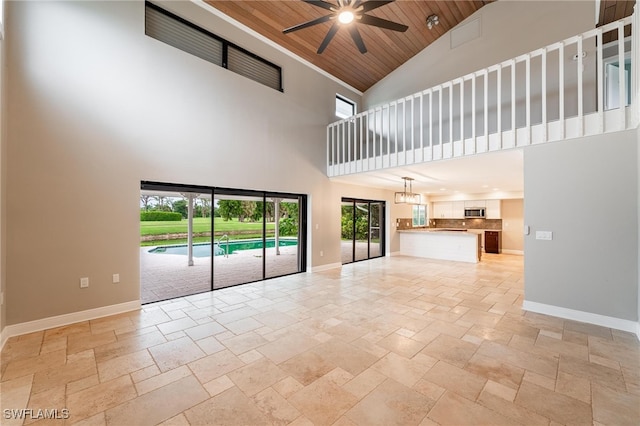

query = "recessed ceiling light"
[[493, 188, 499, 191], [482, 185, 489, 188], [440, 188, 446, 191]]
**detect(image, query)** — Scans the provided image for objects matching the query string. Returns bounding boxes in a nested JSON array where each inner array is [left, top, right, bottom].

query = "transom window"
[[336, 95, 356, 119]]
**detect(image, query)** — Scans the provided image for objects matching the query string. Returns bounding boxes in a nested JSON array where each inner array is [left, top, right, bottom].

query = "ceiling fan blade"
[[283, 15, 333, 33], [317, 22, 340, 54], [348, 26, 367, 53], [361, 0, 394, 13], [359, 14, 408, 32], [302, 0, 337, 11]]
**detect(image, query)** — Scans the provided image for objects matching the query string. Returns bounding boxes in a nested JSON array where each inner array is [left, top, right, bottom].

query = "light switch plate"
[[524, 225, 530, 235], [80, 277, 89, 288], [536, 231, 553, 241]]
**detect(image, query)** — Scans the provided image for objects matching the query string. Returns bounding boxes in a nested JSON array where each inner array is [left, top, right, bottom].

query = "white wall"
[[4, 0, 404, 326], [363, 1, 595, 109], [524, 129, 638, 322]]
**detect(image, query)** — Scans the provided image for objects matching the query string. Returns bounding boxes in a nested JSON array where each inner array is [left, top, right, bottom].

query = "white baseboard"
[[501, 249, 524, 256], [523, 300, 640, 340], [389, 251, 402, 256], [311, 262, 341, 272], [0, 300, 140, 350]]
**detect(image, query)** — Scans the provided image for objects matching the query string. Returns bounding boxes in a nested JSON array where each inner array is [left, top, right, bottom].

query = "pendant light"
[[394, 177, 422, 204]]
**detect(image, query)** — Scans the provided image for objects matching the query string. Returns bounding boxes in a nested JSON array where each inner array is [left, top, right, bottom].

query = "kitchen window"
[[412, 205, 426, 227]]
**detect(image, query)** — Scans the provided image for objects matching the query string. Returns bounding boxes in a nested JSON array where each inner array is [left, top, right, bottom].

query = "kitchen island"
[[398, 229, 482, 263]]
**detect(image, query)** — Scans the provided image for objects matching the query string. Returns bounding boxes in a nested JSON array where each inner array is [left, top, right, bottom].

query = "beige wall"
[[0, 9, 6, 335], [4, 0, 406, 325], [501, 199, 524, 253]]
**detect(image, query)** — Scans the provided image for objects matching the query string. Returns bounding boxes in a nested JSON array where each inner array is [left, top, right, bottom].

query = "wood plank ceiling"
[[597, 0, 635, 43], [205, 0, 493, 92], [204, 1, 634, 92]]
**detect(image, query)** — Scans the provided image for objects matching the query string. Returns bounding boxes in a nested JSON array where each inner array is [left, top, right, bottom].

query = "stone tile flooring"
[[1, 254, 639, 425]]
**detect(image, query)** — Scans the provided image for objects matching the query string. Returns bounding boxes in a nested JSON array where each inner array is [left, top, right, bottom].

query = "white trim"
[[192, 0, 363, 97], [523, 300, 640, 339], [501, 249, 524, 256], [311, 262, 341, 273], [0, 301, 141, 350], [389, 251, 403, 256]]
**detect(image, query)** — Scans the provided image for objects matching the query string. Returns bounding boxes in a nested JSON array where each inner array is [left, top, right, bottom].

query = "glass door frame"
[[341, 197, 386, 265], [141, 181, 307, 300], [140, 181, 215, 302], [213, 187, 307, 288]]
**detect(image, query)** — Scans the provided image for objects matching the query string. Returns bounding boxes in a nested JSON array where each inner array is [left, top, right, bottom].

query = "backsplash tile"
[[396, 218, 414, 230], [430, 218, 502, 230]]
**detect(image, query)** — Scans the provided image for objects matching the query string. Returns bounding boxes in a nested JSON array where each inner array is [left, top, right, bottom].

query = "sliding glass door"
[[265, 195, 305, 279], [141, 181, 306, 301], [341, 198, 385, 264], [213, 191, 264, 289], [140, 182, 213, 304], [213, 188, 307, 290]]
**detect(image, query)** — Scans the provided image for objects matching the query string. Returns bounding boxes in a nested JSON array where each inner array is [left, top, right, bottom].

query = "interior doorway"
[[341, 198, 385, 264]]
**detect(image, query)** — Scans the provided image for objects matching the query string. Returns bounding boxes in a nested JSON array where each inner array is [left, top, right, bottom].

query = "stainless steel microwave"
[[464, 208, 485, 218]]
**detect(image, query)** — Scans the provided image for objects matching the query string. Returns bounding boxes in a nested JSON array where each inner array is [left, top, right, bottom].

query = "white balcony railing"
[[327, 13, 639, 177]]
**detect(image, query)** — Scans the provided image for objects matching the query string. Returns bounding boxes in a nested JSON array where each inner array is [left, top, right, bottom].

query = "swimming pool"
[[148, 238, 298, 257]]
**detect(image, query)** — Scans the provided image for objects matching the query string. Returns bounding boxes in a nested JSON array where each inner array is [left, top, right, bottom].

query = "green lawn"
[[140, 217, 274, 236]]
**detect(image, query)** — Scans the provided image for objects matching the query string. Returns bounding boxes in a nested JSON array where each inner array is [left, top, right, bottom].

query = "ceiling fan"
[[283, 0, 409, 54]]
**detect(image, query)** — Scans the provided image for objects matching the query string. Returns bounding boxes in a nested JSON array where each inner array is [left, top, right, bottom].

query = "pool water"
[[148, 238, 298, 257]]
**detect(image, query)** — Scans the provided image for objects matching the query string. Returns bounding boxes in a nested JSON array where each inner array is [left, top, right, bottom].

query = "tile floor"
[[1, 254, 639, 425]]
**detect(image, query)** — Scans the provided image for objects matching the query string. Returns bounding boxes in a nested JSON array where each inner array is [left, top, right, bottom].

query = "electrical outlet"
[[320, 250, 324, 257], [112, 274, 120, 283], [80, 277, 89, 288]]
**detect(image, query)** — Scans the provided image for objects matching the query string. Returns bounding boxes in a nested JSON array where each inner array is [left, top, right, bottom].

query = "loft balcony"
[[327, 14, 639, 178]]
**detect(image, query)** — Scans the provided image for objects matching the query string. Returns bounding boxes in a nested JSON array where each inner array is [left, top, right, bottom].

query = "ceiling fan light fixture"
[[283, 0, 408, 55], [338, 10, 355, 24]]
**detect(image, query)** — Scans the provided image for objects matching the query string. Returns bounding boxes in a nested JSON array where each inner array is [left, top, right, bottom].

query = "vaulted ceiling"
[[202, 1, 635, 196], [205, 0, 494, 92]]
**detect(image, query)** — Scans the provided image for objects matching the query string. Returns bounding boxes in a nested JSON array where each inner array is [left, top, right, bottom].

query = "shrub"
[[140, 211, 182, 222], [279, 218, 298, 236]]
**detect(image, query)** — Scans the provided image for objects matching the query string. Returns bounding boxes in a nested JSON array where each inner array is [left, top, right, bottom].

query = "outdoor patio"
[[141, 245, 300, 303]]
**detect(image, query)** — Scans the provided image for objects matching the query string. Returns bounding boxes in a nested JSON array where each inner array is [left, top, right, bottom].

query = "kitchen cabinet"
[[486, 200, 501, 219], [433, 201, 465, 218], [434, 199, 501, 219], [432, 202, 452, 218], [452, 201, 465, 219], [464, 200, 485, 208], [485, 230, 502, 253]]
